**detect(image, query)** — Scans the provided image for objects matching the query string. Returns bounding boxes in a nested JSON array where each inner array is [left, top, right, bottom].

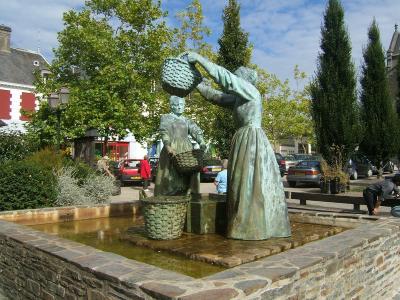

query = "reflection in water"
[[30, 216, 225, 278]]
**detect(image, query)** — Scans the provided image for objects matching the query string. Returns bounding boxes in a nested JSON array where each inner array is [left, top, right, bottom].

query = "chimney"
[[0, 25, 11, 54]]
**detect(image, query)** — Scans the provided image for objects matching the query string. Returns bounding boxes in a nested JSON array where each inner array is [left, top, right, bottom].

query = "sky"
[[1, 0, 399, 89]]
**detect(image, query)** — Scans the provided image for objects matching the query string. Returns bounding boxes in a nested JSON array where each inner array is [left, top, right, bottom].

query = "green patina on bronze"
[[185, 52, 291, 240], [154, 96, 205, 196]]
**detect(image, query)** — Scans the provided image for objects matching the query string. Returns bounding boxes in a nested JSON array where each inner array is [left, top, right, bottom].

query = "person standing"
[[214, 159, 228, 194], [97, 155, 114, 178], [363, 175, 400, 215], [140, 155, 151, 191], [187, 51, 291, 240]]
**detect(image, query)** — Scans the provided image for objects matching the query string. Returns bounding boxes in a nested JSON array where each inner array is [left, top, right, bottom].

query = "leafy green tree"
[[260, 66, 314, 151], [31, 0, 174, 149], [310, 0, 361, 166], [359, 20, 398, 175], [0, 130, 39, 163], [214, 0, 252, 158], [173, 0, 219, 148]]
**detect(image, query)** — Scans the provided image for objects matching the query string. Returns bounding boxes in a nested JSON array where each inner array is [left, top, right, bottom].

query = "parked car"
[[287, 160, 322, 187], [293, 153, 322, 162], [109, 160, 122, 179], [119, 159, 143, 185], [383, 160, 395, 173], [283, 155, 298, 172], [347, 153, 376, 179], [275, 153, 286, 177], [149, 157, 159, 182], [200, 158, 223, 182]]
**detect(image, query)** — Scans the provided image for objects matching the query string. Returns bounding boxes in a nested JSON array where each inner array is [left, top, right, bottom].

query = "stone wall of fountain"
[[0, 203, 399, 299]]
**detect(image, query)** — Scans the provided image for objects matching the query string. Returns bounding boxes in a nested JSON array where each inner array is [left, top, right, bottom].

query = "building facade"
[[0, 25, 49, 131], [387, 24, 400, 112]]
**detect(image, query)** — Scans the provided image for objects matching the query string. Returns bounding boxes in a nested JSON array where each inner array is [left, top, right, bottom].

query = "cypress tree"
[[310, 0, 361, 166], [214, 0, 251, 158], [359, 20, 398, 172]]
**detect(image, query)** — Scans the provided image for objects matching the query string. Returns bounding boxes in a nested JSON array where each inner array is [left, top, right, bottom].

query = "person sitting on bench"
[[363, 175, 400, 215]]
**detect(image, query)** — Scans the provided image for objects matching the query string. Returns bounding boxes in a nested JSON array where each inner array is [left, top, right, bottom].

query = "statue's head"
[[169, 96, 185, 116], [234, 66, 258, 85]]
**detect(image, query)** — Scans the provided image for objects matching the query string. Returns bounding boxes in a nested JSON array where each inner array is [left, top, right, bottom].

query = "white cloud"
[[0, 0, 399, 89]]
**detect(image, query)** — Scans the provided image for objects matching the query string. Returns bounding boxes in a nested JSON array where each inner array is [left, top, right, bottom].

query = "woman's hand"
[[180, 51, 202, 64]]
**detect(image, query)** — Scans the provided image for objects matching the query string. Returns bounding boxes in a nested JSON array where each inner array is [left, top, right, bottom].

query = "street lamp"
[[48, 88, 70, 150]]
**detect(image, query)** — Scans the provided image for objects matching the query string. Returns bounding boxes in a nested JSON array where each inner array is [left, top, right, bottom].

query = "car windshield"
[[124, 160, 141, 169], [294, 154, 311, 160], [284, 155, 296, 160], [297, 160, 320, 168], [275, 153, 283, 160]]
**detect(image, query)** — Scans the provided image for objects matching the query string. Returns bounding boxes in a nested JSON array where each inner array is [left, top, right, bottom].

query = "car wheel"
[[350, 170, 358, 180], [288, 181, 296, 188]]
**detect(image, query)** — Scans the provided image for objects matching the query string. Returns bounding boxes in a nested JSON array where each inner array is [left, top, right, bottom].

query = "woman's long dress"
[[154, 113, 203, 196], [198, 63, 291, 240]]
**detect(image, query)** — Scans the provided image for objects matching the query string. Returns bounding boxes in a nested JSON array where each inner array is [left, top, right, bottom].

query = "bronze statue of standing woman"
[[186, 52, 291, 240]]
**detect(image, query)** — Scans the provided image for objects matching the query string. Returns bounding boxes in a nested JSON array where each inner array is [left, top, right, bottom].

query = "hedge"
[[0, 160, 57, 211]]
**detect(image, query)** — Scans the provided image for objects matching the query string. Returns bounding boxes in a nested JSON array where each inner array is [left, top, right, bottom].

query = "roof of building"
[[388, 26, 400, 55], [0, 47, 49, 86]]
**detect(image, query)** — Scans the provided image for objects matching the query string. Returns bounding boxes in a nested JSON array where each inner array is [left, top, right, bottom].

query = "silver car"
[[287, 160, 321, 187], [283, 155, 298, 172]]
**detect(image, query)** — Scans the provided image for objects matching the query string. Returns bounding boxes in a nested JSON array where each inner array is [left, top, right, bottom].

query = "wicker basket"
[[141, 196, 189, 240], [173, 149, 204, 174], [161, 57, 202, 97]]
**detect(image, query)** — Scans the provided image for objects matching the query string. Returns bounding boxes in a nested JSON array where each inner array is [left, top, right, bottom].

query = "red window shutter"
[[0, 89, 11, 119], [20, 92, 36, 121]]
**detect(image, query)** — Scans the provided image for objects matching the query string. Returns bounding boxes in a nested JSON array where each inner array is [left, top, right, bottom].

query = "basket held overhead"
[[161, 55, 202, 97], [173, 149, 204, 174]]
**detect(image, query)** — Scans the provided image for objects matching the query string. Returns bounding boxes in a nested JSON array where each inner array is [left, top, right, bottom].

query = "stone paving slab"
[[120, 220, 346, 268]]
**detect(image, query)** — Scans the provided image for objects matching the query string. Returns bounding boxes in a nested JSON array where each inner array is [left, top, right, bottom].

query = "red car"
[[119, 159, 143, 185], [200, 158, 223, 182]]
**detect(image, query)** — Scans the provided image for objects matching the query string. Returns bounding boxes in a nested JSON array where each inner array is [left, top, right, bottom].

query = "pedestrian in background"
[[97, 155, 114, 178], [215, 159, 228, 194], [140, 155, 151, 191], [363, 175, 400, 215]]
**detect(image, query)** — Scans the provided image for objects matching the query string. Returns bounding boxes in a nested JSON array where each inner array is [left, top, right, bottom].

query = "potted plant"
[[320, 145, 350, 194]]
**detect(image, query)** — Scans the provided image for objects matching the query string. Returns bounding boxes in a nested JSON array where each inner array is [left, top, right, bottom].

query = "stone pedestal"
[[185, 194, 227, 234]]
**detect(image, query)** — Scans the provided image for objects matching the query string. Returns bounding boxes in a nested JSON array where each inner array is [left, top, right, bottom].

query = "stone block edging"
[[0, 204, 399, 299]]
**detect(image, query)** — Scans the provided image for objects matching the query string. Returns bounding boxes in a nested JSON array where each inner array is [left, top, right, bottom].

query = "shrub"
[[0, 130, 39, 163], [63, 159, 97, 186], [82, 173, 115, 204], [55, 167, 91, 206], [26, 147, 64, 172], [55, 167, 114, 206], [0, 160, 57, 211]]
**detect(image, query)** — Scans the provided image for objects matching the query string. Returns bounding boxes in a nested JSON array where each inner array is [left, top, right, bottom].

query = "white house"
[[0, 25, 49, 131]]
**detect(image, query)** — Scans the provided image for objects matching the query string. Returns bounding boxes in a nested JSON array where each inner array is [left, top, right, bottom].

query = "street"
[[111, 174, 396, 216]]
